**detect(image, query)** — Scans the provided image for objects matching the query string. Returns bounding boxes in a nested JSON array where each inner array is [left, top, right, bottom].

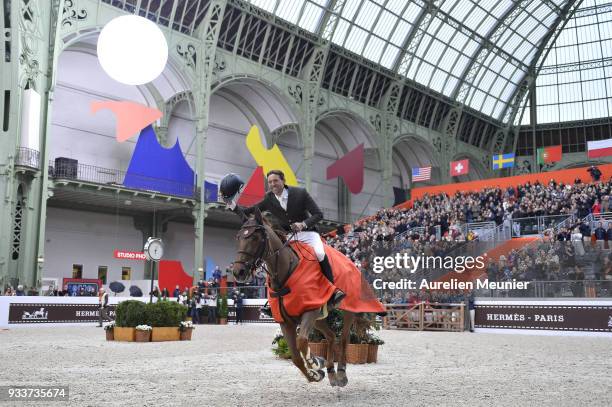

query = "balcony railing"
[[49, 159, 198, 198], [15, 147, 40, 170]]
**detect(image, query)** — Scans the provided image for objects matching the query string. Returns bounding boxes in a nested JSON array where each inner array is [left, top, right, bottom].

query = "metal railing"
[[49, 159, 198, 198], [15, 147, 40, 170], [373, 278, 612, 299], [475, 280, 612, 298], [587, 212, 612, 230], [466, 221, 498, 241], [510, 214, 575, 237], [517, 214, 581, 261]]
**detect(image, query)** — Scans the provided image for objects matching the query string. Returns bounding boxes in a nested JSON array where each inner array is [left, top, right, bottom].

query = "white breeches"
[[293, 231, 326, 261]]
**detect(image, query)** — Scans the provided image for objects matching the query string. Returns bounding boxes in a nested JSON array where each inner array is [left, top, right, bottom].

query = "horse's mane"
[[261, 211, 287, 243]]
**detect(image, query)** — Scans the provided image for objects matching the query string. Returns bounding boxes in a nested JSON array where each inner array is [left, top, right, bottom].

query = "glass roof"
[[521, 0, 612, 125], [244, 0, 573, 122]]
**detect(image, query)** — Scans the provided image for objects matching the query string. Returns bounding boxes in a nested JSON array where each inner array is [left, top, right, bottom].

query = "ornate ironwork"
[[287, 84, 302, 105], [61, 0, 87, 28], [177, 43, 197, 71]]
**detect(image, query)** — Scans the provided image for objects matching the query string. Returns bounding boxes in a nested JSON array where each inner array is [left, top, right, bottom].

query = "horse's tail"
[[352, 312, 376, 336]]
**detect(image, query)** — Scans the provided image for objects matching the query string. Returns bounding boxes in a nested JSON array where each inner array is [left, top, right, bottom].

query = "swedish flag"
[[492, 153, 515, 170]]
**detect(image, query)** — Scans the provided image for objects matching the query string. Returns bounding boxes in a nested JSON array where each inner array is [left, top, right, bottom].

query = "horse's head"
[[232, 207, 269, 284]]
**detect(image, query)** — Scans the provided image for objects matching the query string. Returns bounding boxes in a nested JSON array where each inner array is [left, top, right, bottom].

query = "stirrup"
[[328, 289, 346, 308]]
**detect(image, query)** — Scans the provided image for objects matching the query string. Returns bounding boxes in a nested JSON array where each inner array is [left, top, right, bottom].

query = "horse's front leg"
[[296, 311, 326, 382], [336, 312, 355, 387], [314, 319, 338, 387], [280, 323, 321, 383]]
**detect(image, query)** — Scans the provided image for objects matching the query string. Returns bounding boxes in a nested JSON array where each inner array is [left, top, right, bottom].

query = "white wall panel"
[[43, 208, 145, 283]]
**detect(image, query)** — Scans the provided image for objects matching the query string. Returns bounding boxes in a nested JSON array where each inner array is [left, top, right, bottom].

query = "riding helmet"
[[219, 173, 245, 201]]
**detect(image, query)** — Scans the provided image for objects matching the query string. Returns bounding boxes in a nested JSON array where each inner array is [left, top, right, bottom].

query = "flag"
[[411, 166, 431, 182], [537, 145, 562, 165], [450, 159, 469, 176], [204, 181, 218, 203], [492, 153, 515, 170], [393, 187, 409, 206], [587, 138, 612, 158]]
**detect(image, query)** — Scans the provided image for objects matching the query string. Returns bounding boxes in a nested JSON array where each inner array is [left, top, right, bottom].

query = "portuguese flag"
[[537, 145, 562, 165]]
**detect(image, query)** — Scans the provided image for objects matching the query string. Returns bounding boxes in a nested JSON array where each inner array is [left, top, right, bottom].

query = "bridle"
[[233, 222, 296, 287], [234, 224, 271, 276]]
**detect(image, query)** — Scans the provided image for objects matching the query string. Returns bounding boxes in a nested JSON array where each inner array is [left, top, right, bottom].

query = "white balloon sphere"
[[97, 15, 168, 86]]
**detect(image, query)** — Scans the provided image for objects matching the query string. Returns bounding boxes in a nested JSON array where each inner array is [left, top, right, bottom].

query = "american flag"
[[412, 166, 431, 182]]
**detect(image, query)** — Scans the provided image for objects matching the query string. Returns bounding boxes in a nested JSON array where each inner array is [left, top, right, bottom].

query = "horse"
[[231, 207, 356, 387]]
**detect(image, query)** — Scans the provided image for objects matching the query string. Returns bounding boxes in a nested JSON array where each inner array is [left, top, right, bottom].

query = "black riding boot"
[[319, 255, 345, 307]]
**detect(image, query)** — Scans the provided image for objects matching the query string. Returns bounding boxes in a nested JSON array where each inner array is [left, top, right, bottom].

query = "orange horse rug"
[[268, 241, 385, 323]]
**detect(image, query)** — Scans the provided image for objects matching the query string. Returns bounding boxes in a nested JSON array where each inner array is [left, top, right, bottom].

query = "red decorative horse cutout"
[[232, 208, 385, 387]]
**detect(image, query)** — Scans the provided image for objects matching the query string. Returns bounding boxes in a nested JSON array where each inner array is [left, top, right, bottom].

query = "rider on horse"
[[219, 170, 346, 315]]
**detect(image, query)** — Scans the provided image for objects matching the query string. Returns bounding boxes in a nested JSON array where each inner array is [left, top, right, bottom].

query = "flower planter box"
[[180, 328, 193, 341], [151, 327, 180, 342], [135, 330, 151, 342], [345, 344, 363, 364], [114, 327, 135, 342], [367, 344, 379, 363], [105, 330, 114, 341], [218, 318, 227, 325], [357, 344, 369, 364], [308, 342, 327, 359], [345, 344, 368, 364]]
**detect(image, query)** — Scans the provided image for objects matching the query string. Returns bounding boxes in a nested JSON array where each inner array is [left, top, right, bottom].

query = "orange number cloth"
[[268, 241, 385, 323]]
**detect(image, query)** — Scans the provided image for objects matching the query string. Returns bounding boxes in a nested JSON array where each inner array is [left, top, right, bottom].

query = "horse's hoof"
[[306, 369, 325, 382], [312, 356, 325, 370], [336, 372, 348, 387], [328, 374, 338, 387]]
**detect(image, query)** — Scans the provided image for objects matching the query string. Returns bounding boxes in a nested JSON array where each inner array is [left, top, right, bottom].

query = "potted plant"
[[307, 328, 327, 359], [114, 300, 147, 341], [327, 309, 376, 364], [217, 293, 228, 325], [104, 322, 115, 341], [179, 320, 195, 341], [271, 329, 292, 359], [135, 325, 152, 342], [148, 301, 187, 341], [365, 330, 384, 363]]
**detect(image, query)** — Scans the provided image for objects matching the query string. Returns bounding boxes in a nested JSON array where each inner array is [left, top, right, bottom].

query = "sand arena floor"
[[0, 324, 610, 407]]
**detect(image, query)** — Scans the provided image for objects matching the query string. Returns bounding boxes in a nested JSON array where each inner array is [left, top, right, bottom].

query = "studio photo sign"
[[8, 303, 116, 324], [475, 304, 612, 332]]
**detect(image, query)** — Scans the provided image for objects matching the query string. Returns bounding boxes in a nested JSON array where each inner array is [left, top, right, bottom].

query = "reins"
[[234, 224, 297, 290]]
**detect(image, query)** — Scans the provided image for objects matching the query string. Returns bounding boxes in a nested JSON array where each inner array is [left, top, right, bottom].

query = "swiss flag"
[[450, 159, 469, 176]]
